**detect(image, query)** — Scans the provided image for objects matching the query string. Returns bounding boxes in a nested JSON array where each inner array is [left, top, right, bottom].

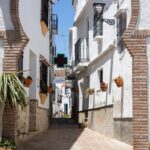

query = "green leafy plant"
[[0, 138, 16, 150], [0, 73, 26, 109], [40, 80, 48, 94]]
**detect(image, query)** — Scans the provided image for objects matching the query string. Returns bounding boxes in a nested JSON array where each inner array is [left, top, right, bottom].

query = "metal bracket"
[[102, 18, 115, 25]]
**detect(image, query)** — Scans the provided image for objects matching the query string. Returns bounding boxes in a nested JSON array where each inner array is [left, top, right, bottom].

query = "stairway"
[[50, 118, 77, 128]]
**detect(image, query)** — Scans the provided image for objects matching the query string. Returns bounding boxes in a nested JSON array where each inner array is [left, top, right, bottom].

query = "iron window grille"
[[93, 4, 103, 37], [51, 14, 58, 34], [75, 38, 89, 66]]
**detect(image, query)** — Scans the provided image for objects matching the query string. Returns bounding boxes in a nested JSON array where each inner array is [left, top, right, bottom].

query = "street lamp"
[[93, 3, 115, 26]]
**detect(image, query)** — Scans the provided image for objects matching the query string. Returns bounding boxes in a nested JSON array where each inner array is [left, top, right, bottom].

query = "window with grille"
[[93, 4, 103, 37], [18, 52, 24, 81], [41, 0, 48, 26], [117, 12, 127, 53], [40, 62, 48, 92]]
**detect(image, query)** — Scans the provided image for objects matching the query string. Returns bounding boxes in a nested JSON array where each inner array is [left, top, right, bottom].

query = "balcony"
[[74, 38, 89, 72], [51, 14, 58, 35]]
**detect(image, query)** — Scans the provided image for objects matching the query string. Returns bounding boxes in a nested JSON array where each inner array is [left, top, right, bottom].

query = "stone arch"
[[1, 0, 29, 142], [123, 0, 149, 149]]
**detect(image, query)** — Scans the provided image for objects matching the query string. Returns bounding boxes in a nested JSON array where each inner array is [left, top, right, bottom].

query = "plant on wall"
[[40, 80, 48, 94], [0, 138, 16, 150], [114, 75, 124, 87], [85, 88, 95, 98], [0, 73, 26, 142], [100, 81, 108, 92], [23, 76, 32, 87]]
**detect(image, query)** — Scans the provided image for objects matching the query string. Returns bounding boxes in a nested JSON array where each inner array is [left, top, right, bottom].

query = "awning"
[[39, 55, 51, 67]]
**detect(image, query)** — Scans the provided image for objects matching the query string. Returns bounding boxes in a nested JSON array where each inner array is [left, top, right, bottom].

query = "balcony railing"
[[51, 14, 58, 35], [75, 38, 89, 66]]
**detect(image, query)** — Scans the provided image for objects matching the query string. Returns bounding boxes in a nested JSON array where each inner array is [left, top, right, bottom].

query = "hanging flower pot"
[[100, 82, 108, 92], [23, 76, 32, 87], [39, 93, 47, 104], [114, 76, 123, 87], [47, 86, 53, 94], [85, 88, 95, 98]]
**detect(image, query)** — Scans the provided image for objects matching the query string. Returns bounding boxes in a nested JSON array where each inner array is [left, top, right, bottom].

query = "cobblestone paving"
[[18, 125, 133, 150]]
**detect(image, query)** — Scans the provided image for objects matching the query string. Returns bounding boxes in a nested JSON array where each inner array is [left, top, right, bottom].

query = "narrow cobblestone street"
[[18, 121, 132, 150]]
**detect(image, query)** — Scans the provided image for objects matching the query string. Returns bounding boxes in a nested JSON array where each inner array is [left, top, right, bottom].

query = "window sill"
[[93, 35, 103, 42]]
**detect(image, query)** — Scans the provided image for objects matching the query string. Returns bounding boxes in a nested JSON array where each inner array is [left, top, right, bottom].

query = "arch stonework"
[[123, 0, 149, 149], [0, 0, 29, 141]]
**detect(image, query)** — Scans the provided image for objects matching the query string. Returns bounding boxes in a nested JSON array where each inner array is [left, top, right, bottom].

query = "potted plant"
[[0, 73, 26, 143], [47, 86, 53, 94], [85, 88, 94, 98], [100, 82, 108, 92], [23, 76, 32, 87], [39, 80, 48, 104], [114, 75, 123, 87], [0, 139, 16, 150]]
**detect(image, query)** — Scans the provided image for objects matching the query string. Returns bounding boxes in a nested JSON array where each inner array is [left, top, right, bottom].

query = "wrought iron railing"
[[75, 38, 89, 66], [51, 14, 58, 34]]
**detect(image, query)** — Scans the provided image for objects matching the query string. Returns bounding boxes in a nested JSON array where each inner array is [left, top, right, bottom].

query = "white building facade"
[[53, 68, 72, 118], [0, 0, 57, 144], [70, 0, 150, 149]]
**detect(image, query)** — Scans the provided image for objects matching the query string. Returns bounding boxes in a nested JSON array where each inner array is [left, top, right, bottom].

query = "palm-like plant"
[[0, 73, 26, 141]]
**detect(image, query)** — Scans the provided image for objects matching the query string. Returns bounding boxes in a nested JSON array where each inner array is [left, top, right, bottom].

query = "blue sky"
[[53, 0, 74, 58]]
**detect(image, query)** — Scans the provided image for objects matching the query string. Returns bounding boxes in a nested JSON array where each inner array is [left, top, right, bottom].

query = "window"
[[41, 0, 49, 36], [93, 3, 103, 37], [18, 52, 24, 81], [117, 12, 127, 53], [40, 62, 48, 92], [98, 69, 103, 83]]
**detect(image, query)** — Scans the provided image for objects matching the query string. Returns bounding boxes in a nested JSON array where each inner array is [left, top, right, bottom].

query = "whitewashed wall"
[[71, 0, 133, 118], [0, 0, 14, 31], [137, 0, 150, 29], [19, 0, 50, 109]]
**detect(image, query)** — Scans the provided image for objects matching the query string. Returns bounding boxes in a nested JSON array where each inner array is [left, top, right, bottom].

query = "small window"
[[93, 4, 103, 37], [117, 12, 127, 53], [41, 0, 49, 36], [99, 69, 103, 83]]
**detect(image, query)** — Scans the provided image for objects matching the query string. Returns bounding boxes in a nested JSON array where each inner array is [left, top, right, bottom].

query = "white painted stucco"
[[137, 0, 150, 29], [19, 0, 50, 109], [0, 0, 14, 30]]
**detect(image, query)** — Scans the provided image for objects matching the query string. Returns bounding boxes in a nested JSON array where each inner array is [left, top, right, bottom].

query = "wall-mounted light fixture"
[[93, 3, 115, 25]]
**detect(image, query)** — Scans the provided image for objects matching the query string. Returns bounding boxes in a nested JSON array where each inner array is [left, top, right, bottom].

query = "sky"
[[53, 0, 74, 59]]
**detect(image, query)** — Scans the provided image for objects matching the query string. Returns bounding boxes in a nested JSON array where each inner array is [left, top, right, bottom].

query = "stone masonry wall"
[[1, 0, 29, 142], [123, 0, 149, 149]]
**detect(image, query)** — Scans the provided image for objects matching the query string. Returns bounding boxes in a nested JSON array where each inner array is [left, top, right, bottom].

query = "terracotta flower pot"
[[100, 82, 108, 92], [114, 76, 123, 87], [39, 93, 47, 104], [23, 78, 32, 87], [89, 89, 94, 95], [47, 87, 53, 94]]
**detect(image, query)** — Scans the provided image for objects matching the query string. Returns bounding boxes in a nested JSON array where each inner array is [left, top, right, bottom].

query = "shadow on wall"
[[1, 0, 23, 46]]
